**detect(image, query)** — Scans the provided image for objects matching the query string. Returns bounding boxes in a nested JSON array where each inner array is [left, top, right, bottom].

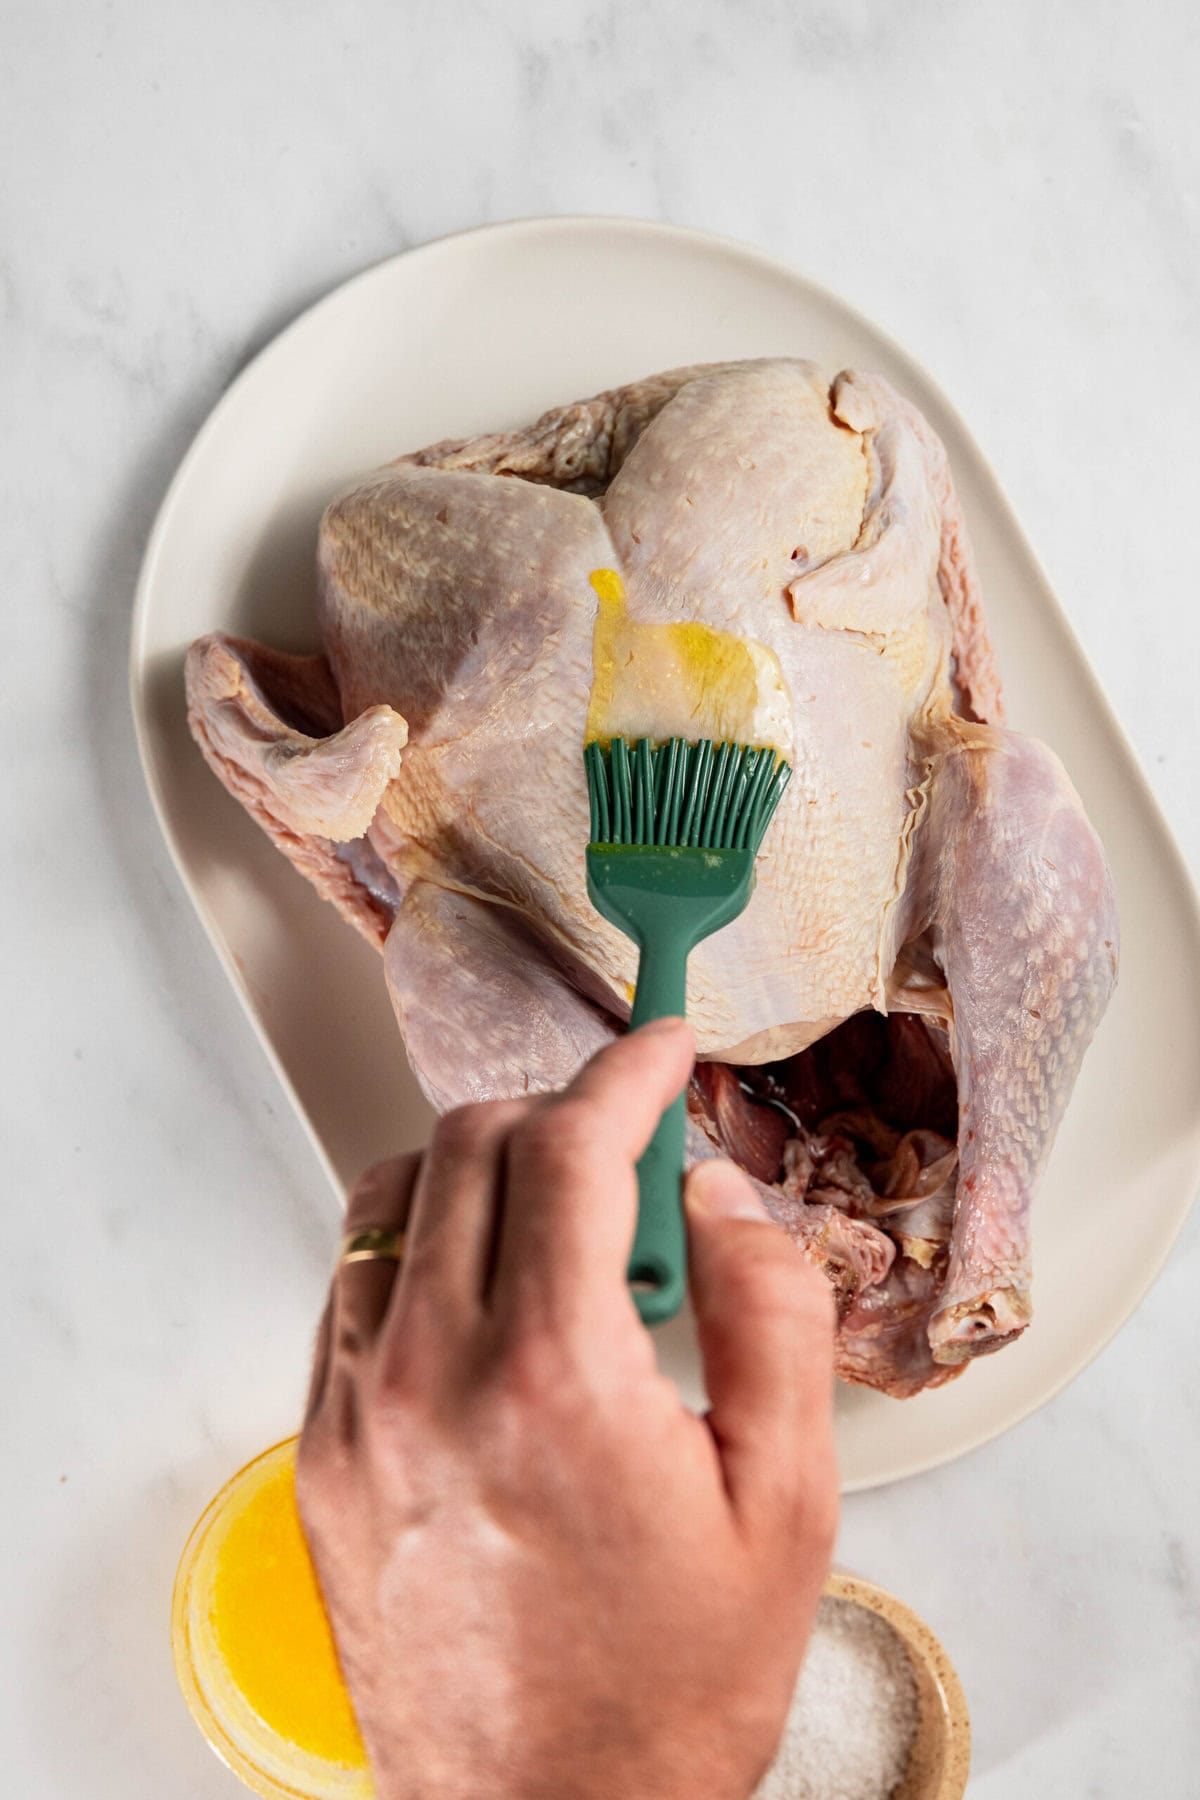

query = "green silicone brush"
[[584, 735, 792, 1325]]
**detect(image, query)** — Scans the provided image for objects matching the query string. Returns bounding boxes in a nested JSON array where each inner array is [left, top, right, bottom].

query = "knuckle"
[[431, 1103, 485, 1157], [432, 1099, 523, 1160], [361, 1387, 421, 1475], [494, 1326, 583, 1417], [752, 1449, 839, 1556], [802, 1463, 841, 1555], [347, 1151, 420, 1213], [392, 1373, 438, 1430], [778, 1447, 839, 1551], [515, 1100, 601, 1173], [370, 1342, 427, 1416]]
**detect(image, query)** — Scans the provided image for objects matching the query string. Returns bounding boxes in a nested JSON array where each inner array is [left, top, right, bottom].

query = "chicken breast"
[[186, 359, 1117, 1396]]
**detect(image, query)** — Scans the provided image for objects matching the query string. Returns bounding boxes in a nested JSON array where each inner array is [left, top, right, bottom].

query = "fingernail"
[[686, 1158, 770, 1221], [635, 1015, 688, 1037]]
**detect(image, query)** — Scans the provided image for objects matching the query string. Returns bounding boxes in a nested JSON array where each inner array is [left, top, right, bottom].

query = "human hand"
[[298, 1019, 837, 1800]]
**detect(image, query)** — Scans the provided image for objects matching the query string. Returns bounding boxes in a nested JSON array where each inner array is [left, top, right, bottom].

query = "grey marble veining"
[[3, 1, 1198, 1794]]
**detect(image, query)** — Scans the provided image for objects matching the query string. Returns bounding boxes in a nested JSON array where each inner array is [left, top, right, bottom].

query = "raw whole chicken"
[[186, 360, 1117, 1397]]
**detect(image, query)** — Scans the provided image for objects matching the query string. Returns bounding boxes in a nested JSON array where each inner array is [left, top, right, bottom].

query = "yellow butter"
[[210, 1456, 366, 1768], [173, 1438, 373, 1798], [584, 568, 791, 755]]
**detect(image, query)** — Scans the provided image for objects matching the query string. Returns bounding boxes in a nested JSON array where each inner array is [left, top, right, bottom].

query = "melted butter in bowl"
[[584, 568, 793, 757], [173, 1437, 372, 1799]]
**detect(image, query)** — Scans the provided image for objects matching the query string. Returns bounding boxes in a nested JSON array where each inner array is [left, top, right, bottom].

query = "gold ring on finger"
[[339, 1226, 406, 1267]]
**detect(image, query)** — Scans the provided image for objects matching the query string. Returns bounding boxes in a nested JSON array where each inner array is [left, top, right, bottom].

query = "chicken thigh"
[[186, 360, 1117, 1396]]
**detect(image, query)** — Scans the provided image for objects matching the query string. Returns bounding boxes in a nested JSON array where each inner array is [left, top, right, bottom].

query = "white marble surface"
[[3, 3, 1198, 1795]]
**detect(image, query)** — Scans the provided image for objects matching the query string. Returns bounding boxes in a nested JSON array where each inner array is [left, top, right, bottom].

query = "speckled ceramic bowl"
[[822, 1570, 971, 1800]]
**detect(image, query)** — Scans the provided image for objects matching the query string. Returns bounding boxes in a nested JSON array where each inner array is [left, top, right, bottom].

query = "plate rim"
[[129, 213, 1200, 1491]]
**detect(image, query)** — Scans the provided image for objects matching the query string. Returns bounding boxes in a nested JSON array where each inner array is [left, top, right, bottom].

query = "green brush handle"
[[584, 736, 792, 1329], [627, 933, 690, 1325], [585, 839, 763, 1329]]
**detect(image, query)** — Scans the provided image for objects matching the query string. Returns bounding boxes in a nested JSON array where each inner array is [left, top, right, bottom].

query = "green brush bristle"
[[585, 737, 792, 851]]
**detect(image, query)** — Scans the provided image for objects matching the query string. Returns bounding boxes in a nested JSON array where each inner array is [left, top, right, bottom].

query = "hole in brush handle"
[[628, 1254, 685, 1325]]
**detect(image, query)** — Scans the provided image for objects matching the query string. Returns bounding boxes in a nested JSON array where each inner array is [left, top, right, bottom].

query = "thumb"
[[685, 1157, 838, 1517]]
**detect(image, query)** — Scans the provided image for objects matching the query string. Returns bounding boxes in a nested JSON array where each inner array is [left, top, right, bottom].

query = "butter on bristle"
[[584, 568, 793, 757]]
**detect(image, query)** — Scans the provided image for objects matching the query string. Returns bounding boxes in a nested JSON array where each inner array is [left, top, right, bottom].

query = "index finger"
[[489, 1018, 695, 1327]]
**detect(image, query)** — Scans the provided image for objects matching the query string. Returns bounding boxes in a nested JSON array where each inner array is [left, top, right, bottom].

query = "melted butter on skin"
[[584, 569, 793, 757]]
